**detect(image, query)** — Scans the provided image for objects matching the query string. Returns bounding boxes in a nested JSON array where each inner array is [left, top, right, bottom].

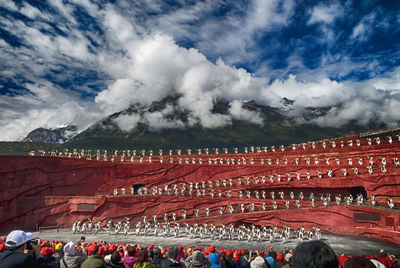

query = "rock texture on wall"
[[1, 134, 400, 244]]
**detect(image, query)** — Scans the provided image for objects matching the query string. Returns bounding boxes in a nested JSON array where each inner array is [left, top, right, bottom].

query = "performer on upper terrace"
[[388, 198, 395, 209], [226, 190, 232, 198], [370, 196, 377, 206], [240, 203, 245, 213], [218, 207, 223, 215]]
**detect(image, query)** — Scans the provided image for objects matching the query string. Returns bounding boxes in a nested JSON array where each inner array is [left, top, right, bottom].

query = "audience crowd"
[[0, 230, 399, 268]]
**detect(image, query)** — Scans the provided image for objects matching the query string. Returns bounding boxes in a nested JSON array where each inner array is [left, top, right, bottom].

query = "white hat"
[[64, 242, 76, 256], [26, 232, 34, 241], [370, 259, 386, 268], [6, 230, 28, 248], [251, 257, 266, 268]]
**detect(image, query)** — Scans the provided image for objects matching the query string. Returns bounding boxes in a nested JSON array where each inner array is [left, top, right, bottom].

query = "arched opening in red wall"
[[349, 186, 367, 199]]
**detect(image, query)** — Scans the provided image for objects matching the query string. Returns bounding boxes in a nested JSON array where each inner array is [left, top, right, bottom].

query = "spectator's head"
[[209, 245, 216, 253], [168, 246, 179, 260], [80, 236, 85, 242], [153, 248, 160, 258], [128, 245, 137, 256], [98, 246, 104, 256], [88, 245, 99, 255], [344, 257, 376, 268], [149, 249, 154, 259], [276, 252, 284, 262], [232, 255, 240, 263], [111, 251, 122, 265], [137, 248, 148, 264], [226, 249, 233, 258], [251, 256, 266, 268], [25, 233, 34, 243], [290, 241, 338, 268], [191, 251, 205, 268], [55, 243, 62, 252], [5, 230, 28, 252], [40, 246, 54, 257], [377, 249, 387, 258], [64, 242, 76, 256]]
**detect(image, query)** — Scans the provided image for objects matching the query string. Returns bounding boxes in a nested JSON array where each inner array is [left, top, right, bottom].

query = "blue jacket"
[[264, 256, 277, 268], [209, 253, 221, 268]]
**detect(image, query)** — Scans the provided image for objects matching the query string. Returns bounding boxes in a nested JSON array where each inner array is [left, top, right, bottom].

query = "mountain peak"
[[22, 125, 78, 144]]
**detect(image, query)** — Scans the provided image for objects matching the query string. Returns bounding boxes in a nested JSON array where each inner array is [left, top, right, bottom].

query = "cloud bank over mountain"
[[0, 0, 400, 140]]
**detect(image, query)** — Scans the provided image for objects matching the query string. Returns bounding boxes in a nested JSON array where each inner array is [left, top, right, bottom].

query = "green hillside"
[[0, 142, 62, 155]]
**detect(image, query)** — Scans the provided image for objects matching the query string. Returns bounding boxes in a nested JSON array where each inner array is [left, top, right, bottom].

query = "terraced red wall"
[[1, 134, 400, 244]]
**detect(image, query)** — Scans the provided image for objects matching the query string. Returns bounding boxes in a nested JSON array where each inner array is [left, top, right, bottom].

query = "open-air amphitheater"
[[1, 128, 400, 246]]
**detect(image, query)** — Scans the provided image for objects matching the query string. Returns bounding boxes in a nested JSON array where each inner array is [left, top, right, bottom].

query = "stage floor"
[[28, 229, 400, 256]]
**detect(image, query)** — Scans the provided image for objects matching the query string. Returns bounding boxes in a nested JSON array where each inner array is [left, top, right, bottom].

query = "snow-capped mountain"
[[22, 125, 78, 144]]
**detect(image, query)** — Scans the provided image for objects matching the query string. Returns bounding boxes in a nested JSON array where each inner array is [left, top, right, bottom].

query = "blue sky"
[[1, 0, 400, 140]]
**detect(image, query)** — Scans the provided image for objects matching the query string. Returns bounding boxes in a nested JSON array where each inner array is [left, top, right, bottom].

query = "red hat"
[[0, 237, 6, 242], [338, 255, 348, 267], [209, 245, 215, 252], [149, 244, 155, 249], [0, 243, 5, 253], [98, 246, 104, 256], [88, 245, 97, 255], [269, 246, 273, 250], [40, 247, 52, 256], [178, 246, 183, 253], [194, 247, 202, 251], [276, 252, 284, 261], [226, 250, 233, 257]]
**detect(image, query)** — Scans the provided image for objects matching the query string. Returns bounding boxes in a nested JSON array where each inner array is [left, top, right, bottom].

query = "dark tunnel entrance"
[[349, 186, 367, 199], [132, 184, 145, 194]]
